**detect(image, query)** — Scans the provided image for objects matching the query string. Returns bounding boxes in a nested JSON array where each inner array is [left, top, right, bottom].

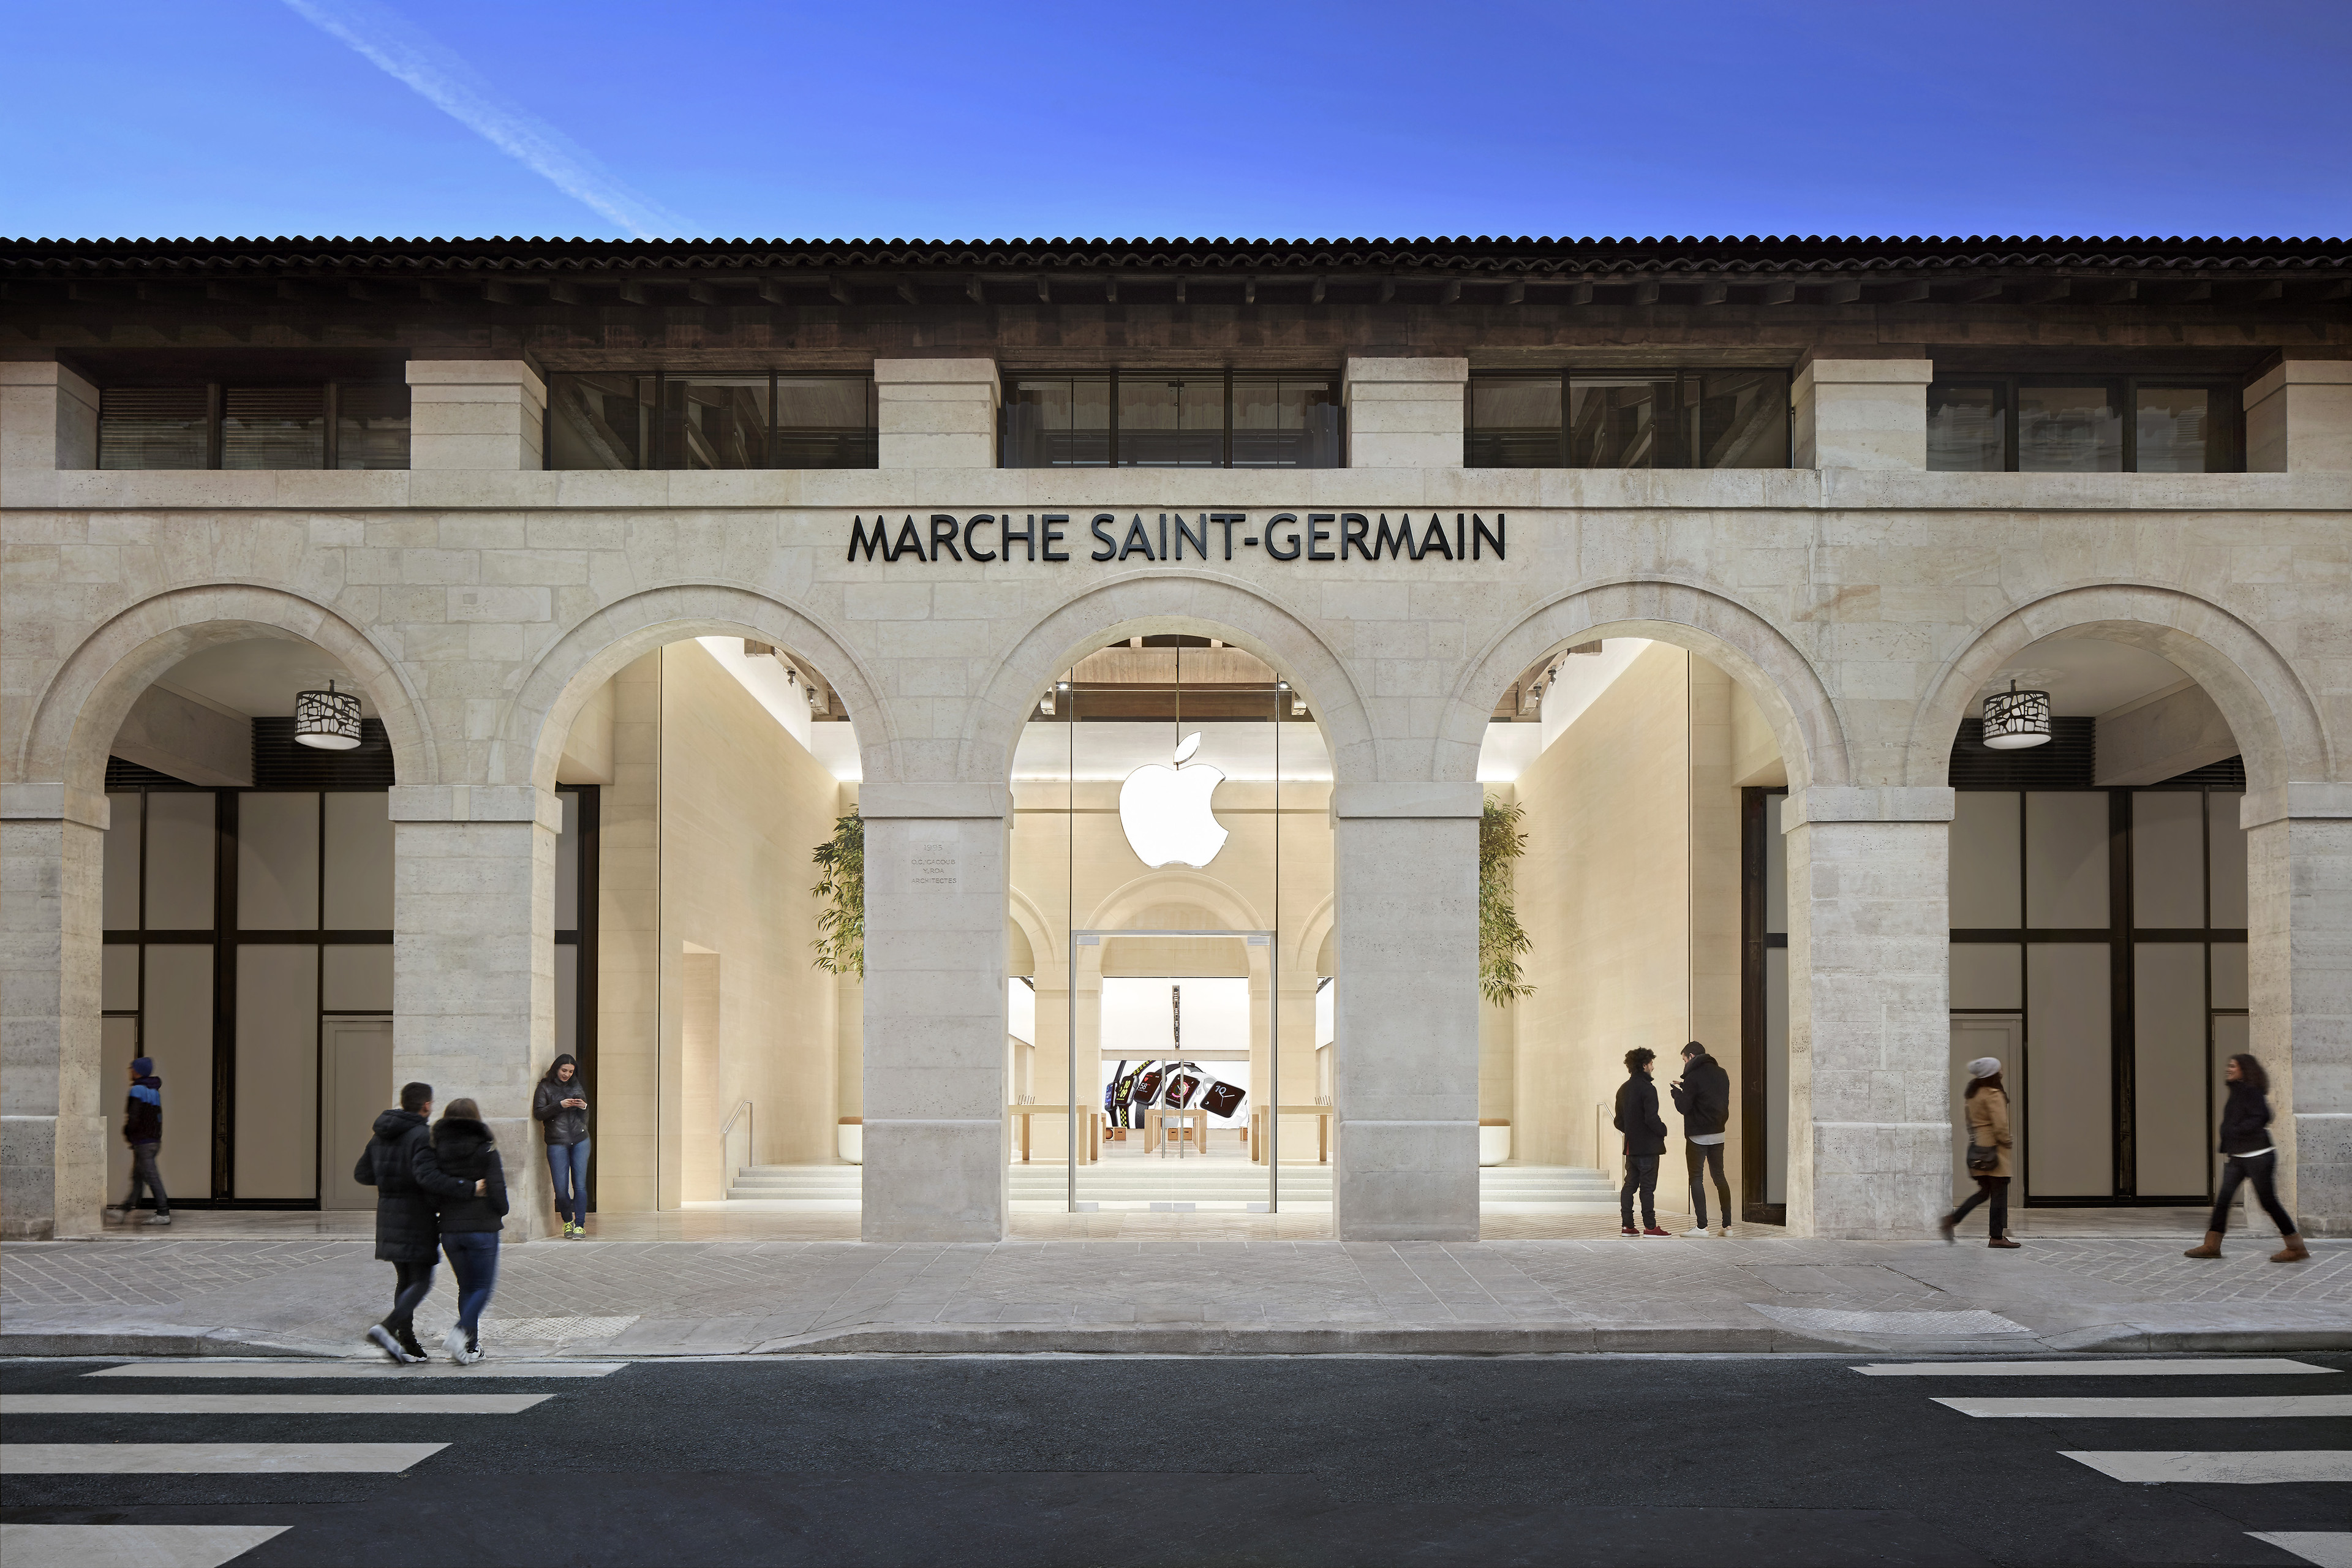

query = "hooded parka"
[[354, 1108, 473, 1262], [429, 1117, 510, 1234]]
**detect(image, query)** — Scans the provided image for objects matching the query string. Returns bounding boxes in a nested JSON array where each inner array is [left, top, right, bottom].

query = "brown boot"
[[2271, 1235, 2310, 1262], [2183, 1231, 2224, 1259]]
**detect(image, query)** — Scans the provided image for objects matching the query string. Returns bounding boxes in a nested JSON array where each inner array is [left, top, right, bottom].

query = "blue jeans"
[[441, 1231, 499, 1339], [546, 1139, 590, 1224]]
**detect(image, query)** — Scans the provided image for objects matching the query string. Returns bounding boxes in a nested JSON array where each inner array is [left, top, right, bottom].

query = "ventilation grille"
[[253, 717, 396, 787], [106, 755, 195, 788], [1947, 717, 2095, 788], [2156, 754, 2246, 789]]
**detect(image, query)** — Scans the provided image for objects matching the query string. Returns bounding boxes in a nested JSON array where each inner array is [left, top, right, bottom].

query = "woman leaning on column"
[[2185, 1054, 2309, 1262], [534, 1054, 592, 1238]]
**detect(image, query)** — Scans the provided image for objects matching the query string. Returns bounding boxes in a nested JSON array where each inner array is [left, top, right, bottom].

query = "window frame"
[[998, 368, 1344, 470], [97, 380, 410, 471], [1464, 368, 1795, 470], [1926, 374, 2244, 473], [541, 371, 880, 471]]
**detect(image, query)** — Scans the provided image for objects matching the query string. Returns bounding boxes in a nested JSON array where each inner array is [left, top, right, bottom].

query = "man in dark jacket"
[[1613, 1048, 1669, 1236], [106, 1057, 171, 1226], [354, 1081, 475, 1363], [1672, 1040, 1733, 1237]]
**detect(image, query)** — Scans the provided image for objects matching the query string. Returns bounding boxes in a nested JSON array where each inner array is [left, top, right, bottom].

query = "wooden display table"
[[1248, 1106, 1335, 1163], [1008, 1106, 1101, 1164]]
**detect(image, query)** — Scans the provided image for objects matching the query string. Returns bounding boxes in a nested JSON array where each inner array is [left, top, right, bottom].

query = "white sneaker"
[[442, 1325, 469, 1363], [1680, 1226, 1712, 1238], [1713, 1226, 1732, 1238]]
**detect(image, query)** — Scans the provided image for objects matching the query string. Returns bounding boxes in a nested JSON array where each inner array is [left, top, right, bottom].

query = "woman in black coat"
[[354, 1082, 476, 1363], [431, 1098, 509, 1364], [2185, 1054, 2309, 1262], [533, 1054, 592, 1238]]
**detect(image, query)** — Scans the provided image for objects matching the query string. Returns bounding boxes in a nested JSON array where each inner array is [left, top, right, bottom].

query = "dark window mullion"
[[2110, 788, 2134, 1198], [211, 791, 238, 1200]]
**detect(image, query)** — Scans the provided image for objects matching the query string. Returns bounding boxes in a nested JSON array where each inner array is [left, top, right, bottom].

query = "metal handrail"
[[721, 1099, 753, 1175]]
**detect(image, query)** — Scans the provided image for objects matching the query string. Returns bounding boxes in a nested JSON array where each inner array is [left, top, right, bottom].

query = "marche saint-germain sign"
[[848, 511, 1505, 565]]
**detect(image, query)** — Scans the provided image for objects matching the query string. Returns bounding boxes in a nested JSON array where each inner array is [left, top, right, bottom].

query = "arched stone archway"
[[3, 586, 430, 1239], [1449, 579, 1848, 792]]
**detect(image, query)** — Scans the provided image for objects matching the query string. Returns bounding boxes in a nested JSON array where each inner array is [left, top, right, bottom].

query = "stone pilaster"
[[388, 783, 559, 1238], [2244, 360, 2352, 473], [858, 783, 1010, 1242], [0, 360, 100, 508], [1344, 358, 1468, 469], [1330, 783, 1482, 1240], [1792, 359, 1934, 469], [873, 359, 999, 469], [1782, 785, 1954, 1238], [0, 785, 108, 1239], [405, 360, 547, 471], [2245, 785, 2352, 1235]]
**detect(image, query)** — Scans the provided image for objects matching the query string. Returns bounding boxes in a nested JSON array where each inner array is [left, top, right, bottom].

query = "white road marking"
[[88, 1360, 622, 1379], [1940, 1395, 2352, 1419], [1855, 1359, 2337, 1377], [4, 1393, 551, 1415], [2248, 1533, 2352, 1568], [0, 1524, 288, 1568], [2063, 1451, 2352, 1484], [1, 1442, 445, 1474]]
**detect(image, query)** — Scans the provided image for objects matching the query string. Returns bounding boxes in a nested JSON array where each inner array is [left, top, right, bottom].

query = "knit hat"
[[1966, 1057, 2001, 1079], [130, 1057, 154, 1077]]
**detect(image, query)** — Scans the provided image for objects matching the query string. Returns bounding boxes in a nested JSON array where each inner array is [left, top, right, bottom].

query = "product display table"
[[1142, 1106, 1211, 1154], [1008, 1106, 1101, 1164], [1248, 1106, 1335, 1163]]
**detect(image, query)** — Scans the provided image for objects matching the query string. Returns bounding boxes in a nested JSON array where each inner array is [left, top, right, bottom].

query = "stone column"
[[404, 360, 547, 471], [388, 784, 558, 1239], [1330, 783, 1482, 1240], [2245, 785, 2352, 1235], [1781, 785, 1953, 1238], [0, 784, 108, 1239], [0, 360, 100, 507], [859, 783, 1010, 1242], [1344, 358, 1468, 469], [2244, 360, 2352, 472], [1792, 358, 1934, 469], [873, 358, 999, 469]]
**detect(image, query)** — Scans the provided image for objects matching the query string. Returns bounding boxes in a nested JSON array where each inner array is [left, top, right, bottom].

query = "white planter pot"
[[1478, 1124, 1511, 1166], [837, 1123, 863, 1164]]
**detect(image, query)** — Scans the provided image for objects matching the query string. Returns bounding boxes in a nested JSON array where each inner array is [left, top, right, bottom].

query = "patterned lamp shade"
[[1980, 680, 2052, 750], [293, 680, 363, 750]]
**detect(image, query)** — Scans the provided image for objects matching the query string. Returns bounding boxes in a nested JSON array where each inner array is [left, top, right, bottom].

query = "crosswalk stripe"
[[2062, 1451, 2352, 1484], [3, 1393, 552, 1415], [86, 1360, 622, 1379], [1855, 1359, 2337, 1378], [0, 1523, 288, 1568], [1938, 1395, 2352, 1419], [1, 1442, 445, 1474], [2247, 1532, 2352, 1568]]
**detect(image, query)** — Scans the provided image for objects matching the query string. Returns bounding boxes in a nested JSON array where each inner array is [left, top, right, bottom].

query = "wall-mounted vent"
[[1947, 717, 2095, 788], [253, 717, 396, 788]]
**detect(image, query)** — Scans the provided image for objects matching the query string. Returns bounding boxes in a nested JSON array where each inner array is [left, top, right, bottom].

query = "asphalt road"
[[2, 1352, 2346, 1566]]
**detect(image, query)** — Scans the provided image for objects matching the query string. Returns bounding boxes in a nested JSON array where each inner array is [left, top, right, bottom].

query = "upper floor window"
[[546, 372, 876, 470], [1001, 371, 1341, 469], [1465, 370, 1790, 469], [1927, 377, 2241, 472], [97, 383, 410, 470]]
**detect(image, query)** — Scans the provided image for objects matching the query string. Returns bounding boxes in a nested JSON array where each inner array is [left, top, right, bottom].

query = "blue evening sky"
[[4, 0, 2346, 243]]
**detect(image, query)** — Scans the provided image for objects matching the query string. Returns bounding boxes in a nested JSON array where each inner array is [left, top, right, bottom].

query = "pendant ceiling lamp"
[[1980, 678, 2052, 750], [293, 679, 363, 750]]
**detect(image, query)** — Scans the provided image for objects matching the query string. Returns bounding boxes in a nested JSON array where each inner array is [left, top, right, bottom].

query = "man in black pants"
[[1613, 1049, 1669, 1236], [355, 1082, 474, 1363], [1672, 1040, 1732, 1237]]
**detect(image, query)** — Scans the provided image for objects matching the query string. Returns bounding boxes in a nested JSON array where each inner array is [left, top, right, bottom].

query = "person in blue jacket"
[[105, 1057, 172, 1226]]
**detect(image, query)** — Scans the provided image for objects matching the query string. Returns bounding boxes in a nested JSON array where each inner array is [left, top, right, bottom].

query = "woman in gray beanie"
[[1940, 1057, 2018, 1248]]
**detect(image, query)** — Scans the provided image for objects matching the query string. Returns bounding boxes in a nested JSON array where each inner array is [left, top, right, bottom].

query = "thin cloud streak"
[[279, 0, 686, 237]]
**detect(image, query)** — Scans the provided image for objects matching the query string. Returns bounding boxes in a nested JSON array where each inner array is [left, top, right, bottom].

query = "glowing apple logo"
[[1119, 731, 1228, 869]]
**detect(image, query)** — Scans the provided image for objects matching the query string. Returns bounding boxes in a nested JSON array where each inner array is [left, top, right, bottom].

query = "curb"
[[0, 1330, 336, 1360]]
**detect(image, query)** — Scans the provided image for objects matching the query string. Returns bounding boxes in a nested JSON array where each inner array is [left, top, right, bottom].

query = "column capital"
[[0, 782, 108, 831], [1329, 782, 1485, 820], [1782, 785, 1954, 828], [2241, 780, 2352, 829], [386, 783, 562, 831], [857, 782, 1010, 820]]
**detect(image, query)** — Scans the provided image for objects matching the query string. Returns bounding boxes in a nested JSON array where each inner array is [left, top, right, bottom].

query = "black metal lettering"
[[1339, 511, 1371, 561], [1455, 513, 1465, 560], [1373, 513, 1413, 560], [1090, 513, 1118, 561], [1265, 512, 1302, 560], [1003, 514, 1036, 561], [889, 515, 925, 561], [929, 514, 963, 563], [848, 515, 888, 561], [1175, 513, 1208, 560], [1158, 513, 1168, 560], [1417, 514, 1453, 560], [1213, 513, 1245, 560], [1042, 514, 1069, 561], [1118, 514, 1156, 561], [1307, 513, 1335, 561], [1472, 512, 1505, 561], [963, 514, 998, 563]]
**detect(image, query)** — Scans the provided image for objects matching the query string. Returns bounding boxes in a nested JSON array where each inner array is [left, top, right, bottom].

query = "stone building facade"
[[2, 233, 2346, 1243]]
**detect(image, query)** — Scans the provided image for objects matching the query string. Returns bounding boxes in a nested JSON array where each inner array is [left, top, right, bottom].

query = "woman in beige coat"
[[1941, 1057, 2019, 1248]]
